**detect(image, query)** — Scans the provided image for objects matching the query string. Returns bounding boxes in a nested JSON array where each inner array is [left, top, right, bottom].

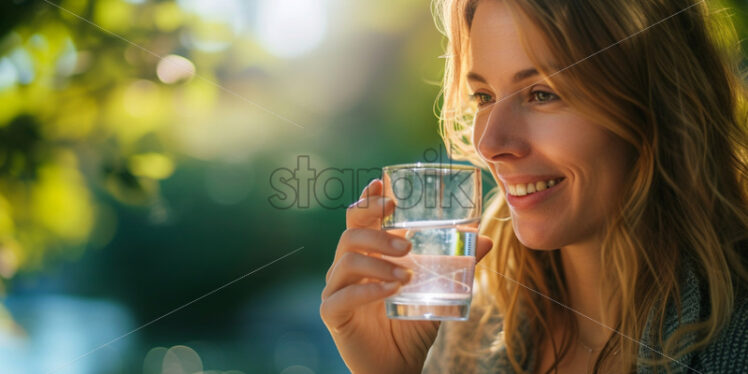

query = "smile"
[[506, 178, 564, 197]]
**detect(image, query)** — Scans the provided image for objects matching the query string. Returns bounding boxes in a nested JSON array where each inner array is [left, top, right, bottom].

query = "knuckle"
[[320, 296, 341, 319], [325, 268, 334, 283], [339, 229, 353, 245], [319, 300, 330, 319]]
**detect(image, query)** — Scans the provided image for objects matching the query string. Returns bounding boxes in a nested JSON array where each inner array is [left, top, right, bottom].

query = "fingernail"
[[393, 267, 411, 282], [382, 281, 400, 291], [390, 238, 410, 252]]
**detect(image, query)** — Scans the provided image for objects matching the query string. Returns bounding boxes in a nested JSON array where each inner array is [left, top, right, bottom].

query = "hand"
[[320, 179, 494, 374]]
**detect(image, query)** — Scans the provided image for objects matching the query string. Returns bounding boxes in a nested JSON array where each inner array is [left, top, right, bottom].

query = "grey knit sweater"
[[422, 263, 748, 373]]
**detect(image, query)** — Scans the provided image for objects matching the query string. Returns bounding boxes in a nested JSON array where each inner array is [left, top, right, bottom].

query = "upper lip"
[[499, 175, 565, 185]]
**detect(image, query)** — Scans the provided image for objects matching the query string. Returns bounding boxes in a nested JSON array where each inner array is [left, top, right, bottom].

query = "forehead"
[[468, 1, 550, 79]]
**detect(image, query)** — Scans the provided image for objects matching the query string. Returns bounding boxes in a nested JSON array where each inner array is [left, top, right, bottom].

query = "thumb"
[[475, 235, 494, 262]]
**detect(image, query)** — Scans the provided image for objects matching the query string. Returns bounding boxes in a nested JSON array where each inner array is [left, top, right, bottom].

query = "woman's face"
[[469, 0, 633, 250]]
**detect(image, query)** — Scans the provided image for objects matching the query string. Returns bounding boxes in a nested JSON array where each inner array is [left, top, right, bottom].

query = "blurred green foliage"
[[0, 3, 449, 364], [0, 0, 450, 287], [0, 0, 184, 284]]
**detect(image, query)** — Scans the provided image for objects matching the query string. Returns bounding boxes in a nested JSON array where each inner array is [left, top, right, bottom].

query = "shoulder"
[[694, 286, 748, 373], [654, 261, 748, 373]]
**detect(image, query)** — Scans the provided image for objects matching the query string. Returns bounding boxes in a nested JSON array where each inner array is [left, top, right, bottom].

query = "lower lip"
[[505, 179, 565, 210]]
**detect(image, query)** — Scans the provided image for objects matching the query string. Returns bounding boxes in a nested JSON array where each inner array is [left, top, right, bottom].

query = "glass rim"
[[382, 162, 479, 172]]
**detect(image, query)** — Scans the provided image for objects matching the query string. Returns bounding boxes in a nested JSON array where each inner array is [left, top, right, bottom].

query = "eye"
[[469, 92, 494, 107], [529, 89, 560, 103]]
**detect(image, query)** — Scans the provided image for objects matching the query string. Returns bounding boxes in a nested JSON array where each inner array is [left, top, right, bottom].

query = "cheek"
[[534, 116, 629, 181], [515, 119, 632, 249], [587, 138, 632, 210], [567, 133, 632, 237], [532, 121, 591, 159]]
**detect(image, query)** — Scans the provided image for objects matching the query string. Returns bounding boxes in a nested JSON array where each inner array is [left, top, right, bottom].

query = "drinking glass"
[[381, 162, 482, 320]]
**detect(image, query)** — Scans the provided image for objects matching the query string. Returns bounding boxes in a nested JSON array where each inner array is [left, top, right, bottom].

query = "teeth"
[[506, 178, 561, 197], [516, 184, 527, 196]]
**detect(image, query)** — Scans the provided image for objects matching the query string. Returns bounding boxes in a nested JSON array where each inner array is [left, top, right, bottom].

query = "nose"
[[474, 100, 529, 163]]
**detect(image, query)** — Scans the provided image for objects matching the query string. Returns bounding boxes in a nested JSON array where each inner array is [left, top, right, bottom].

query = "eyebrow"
[[466, 68, 539, 84]]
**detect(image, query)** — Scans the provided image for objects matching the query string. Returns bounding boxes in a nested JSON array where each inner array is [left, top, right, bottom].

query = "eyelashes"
[[468, 92, 493, 106], [530, 90, 559, 103], [468, 87, 560, 108]]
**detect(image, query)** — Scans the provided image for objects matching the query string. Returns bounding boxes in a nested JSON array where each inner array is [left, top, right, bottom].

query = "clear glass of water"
[[381, 162, 482, 321]]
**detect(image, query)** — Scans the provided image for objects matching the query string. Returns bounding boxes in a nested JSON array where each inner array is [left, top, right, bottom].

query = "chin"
[[512, 221, 561, 251]]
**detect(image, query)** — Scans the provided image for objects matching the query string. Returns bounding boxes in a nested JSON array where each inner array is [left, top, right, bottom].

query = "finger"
[[359, 178, 382, 200], [476, 235, 494, 262], [339, 228, 412, 257], [346, 195, 396, 229], [349, 179, 382, 209], [320, 280, 402, 328], [326, 228, 412, 281], [322, 252, 412, 299]]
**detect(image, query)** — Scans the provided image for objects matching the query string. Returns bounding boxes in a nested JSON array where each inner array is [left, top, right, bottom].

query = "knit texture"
[[422, 262, 748, 373]]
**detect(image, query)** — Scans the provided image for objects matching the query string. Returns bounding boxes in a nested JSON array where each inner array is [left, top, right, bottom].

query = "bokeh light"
[[156, 55, 196, 84], [143, 344, 249, 374], [162, 345, 202, 374], [256, 0, 327, 58], [274, 332, 319, 372]]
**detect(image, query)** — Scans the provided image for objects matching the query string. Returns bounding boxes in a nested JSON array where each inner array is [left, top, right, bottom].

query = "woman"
[[320, 0, 748, 373]]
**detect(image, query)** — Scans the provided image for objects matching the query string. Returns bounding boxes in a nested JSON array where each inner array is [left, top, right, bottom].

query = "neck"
[[559, 240, 619, 348]]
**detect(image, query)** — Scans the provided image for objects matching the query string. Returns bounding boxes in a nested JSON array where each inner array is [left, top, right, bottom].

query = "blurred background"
[[0, 0, 745, 373]]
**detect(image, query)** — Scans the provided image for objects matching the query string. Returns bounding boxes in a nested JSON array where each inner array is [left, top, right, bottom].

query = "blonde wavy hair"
[[430, 0, 748, 372]]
